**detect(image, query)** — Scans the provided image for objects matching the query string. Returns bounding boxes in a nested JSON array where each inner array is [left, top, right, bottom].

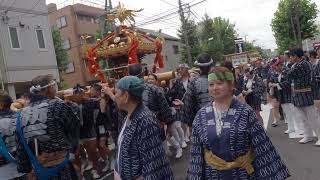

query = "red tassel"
[[128, 33, 139, 64], [155, 40, 164, 68], [85, 48, 106, 82]]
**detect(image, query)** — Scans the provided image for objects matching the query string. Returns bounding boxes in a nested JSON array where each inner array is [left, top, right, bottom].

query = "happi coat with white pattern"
[[16, 95, 80, 180], [187, 99, 290, 180], [0, 109, 17, 165], [115, 104, 173, 180]]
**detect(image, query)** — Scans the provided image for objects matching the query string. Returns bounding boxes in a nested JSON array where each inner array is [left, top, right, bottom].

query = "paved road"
[[267, 121, 320, 180]]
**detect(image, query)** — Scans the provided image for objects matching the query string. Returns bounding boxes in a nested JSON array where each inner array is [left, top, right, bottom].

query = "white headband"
[[30, 80, 56, 93], [194, 59, 213, 67]]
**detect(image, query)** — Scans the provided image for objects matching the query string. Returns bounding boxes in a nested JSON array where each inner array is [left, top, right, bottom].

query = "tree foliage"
[[52, 28, 68, 89], [178, 14, 237, 64], [198, 15, 236, 62], [177, 19, 201, 64], [271, 0, 319, 53], [244, 42, 269, 59]]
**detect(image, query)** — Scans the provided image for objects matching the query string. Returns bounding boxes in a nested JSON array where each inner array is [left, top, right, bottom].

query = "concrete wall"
[[142, 40, 182, 73], [0, 0, 59, 98]]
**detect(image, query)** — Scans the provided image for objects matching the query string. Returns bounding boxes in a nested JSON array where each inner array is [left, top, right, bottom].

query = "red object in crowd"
[[128, 33, 139, 65]]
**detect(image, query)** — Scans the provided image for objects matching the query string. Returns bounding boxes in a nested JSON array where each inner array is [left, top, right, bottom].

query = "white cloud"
[[46, 0, 320, 50]]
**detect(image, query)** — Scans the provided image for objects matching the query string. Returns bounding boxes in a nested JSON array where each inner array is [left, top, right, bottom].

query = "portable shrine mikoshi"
[[83, 3, 165, 83]]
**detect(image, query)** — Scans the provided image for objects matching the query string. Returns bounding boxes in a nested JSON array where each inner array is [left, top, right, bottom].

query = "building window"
[[36, 29, 46, 49], [62, 39, 71, 50], [8, 27, 21, 49], [56, 16, 67, 28], [65, 62, 75, 73], [173, 45, 179, 54], [77, 14, 97, 24]]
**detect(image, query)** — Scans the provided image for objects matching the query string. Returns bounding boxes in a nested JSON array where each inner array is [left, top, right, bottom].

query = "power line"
[[136, 10, 179, 26], [136, 0, 206, 27], [159, 0, 178, 7], [136, 13, 179, 26], [190, 9, 200, 22], [4, 0, 17, 12], [9, 0, 41, 19]]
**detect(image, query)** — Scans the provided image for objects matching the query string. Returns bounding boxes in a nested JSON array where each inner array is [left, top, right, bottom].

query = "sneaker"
[[175, 148, 183, 159], [315, 140, 320, 146], [271, 122, 278, 127], [91, 170, 100, 179], [182, 141, 187, 149], [299, 137, 313, 144], [185, 136, 190, 143], [284, 130, 295, 134]]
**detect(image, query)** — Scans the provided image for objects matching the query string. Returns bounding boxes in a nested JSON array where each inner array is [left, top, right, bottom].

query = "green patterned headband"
[[208, 72, 234, 81]]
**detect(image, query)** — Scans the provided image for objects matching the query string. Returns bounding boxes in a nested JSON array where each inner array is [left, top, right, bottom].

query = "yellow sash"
[[38, 151, 66, 168], [204, 149, 255, 175]]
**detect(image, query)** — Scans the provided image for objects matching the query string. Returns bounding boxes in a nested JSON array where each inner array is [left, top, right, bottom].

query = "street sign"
[[235, 38, 244, 53], [224, 52, 248, 66]]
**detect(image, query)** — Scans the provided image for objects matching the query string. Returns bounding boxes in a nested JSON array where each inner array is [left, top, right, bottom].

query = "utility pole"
[[178, 0, 192, 65], [99, 0, 114, 79], [100, 0, 113, 36]]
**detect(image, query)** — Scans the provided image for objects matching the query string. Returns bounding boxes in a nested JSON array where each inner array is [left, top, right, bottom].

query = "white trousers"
[[169, 121, 185, 148], [294, 105, 319, 138], [291, 105, 307, 134], [312, 106, 320, 139], [282, 103, 296, 132]]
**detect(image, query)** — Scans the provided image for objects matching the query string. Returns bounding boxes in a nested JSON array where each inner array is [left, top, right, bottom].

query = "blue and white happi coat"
[[187, 99, 290, 180], [0, 109, 17, 161], [16, 95, 80, 180], [115, 104, 173, 180]]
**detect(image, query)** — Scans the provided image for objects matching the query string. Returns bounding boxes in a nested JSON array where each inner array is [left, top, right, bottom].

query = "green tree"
[[52, 28, 68, 89], [198, 15, 236, 62], [271, 0, 319, 53], [178, 19, 201, 64], [244, 42, 269, 59]]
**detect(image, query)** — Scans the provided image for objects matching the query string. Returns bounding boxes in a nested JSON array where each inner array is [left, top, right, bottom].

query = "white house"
[[0, 0, 59, 99]]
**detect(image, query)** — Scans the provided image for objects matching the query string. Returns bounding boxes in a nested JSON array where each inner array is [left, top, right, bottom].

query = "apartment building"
[[0, 0, 59, 99], [48, 3, 105, 88]]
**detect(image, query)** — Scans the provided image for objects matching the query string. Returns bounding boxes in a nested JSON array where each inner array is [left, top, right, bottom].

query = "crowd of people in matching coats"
[[0, 47, 319, 179]]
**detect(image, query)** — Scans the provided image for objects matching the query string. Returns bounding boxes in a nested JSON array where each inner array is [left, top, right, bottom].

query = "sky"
[[46, 0, 320, 50]]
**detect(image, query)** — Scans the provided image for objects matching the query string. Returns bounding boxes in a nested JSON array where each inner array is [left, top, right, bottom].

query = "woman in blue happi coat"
[[187, 66, 290, 180], [113, 76, 173, 180]]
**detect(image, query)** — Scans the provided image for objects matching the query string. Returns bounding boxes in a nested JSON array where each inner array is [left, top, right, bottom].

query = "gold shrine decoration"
[[106, 2, 143, 25], [83, 3, 166, 82]]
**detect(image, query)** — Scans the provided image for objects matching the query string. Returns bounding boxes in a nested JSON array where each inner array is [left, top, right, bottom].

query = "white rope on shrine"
[[98, 64, 156, 72]]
